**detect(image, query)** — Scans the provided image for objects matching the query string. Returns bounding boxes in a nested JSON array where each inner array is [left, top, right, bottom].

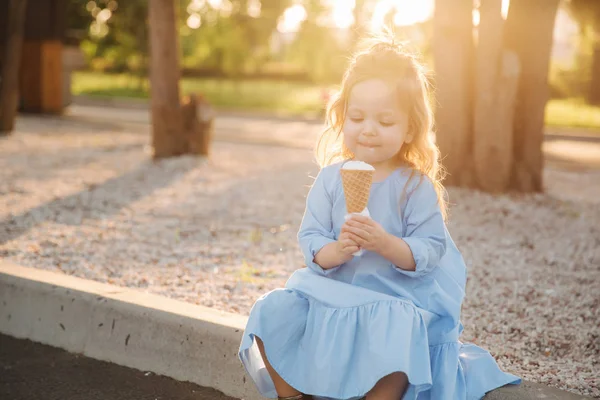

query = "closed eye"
[[380, 121, 395, 127], [349, 117, 364, 123]]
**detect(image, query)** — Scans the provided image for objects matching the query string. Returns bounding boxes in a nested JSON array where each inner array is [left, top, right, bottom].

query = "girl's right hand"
[[336, 231, 360, 260]]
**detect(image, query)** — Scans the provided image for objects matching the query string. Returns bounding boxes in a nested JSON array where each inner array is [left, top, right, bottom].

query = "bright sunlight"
[[278, 0, 512, 33], [278, 4, 307, 33], [370, 0, 434, 28]]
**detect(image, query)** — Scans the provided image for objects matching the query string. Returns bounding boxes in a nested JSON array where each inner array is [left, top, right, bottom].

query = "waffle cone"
[[341, 169, 373, 213]]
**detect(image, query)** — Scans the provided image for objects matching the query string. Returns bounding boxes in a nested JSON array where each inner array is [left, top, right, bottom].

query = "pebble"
[[1, 116, 599, 398]]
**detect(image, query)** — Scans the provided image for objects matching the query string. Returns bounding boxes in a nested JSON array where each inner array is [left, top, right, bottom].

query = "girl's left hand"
[[342, 215, 390, 254]]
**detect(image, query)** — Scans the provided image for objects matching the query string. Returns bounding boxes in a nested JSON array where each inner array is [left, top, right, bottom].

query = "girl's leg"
[[366, 372, 408, 400], [255, 336, 304, 399]]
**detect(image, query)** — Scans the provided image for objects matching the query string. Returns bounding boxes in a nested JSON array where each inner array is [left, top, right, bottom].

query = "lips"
[[358, 142, 378, 148]]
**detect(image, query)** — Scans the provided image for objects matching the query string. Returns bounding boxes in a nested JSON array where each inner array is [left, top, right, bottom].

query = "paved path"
[[64, 104, 320, 149], [64, 103, 600, 171], [0, 334, 237, 400]]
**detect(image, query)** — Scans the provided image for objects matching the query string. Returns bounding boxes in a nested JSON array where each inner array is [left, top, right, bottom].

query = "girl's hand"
[[336, 231, 361, 261], [342, 215, 390, 254]]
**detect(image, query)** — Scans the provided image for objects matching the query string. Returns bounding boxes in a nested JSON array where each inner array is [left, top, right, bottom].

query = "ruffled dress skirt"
[[239, 269, 520, 400]]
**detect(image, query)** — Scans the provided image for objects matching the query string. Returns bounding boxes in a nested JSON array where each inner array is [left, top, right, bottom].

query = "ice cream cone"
[[341, 161, 374, 214]]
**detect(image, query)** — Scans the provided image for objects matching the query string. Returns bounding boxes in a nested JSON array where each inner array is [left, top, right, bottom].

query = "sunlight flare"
[[278, 0, 512, 32], [330, 0, 355, 29], [278, 4, 308, 33], [371, 0, 434, 29]]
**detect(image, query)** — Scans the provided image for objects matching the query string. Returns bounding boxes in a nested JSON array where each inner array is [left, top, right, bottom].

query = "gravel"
[[1, 116, 599, 398]]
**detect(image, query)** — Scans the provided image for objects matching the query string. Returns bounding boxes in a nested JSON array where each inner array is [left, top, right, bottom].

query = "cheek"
[[342, 121, 360, 142], [382, 127, 408, 148]]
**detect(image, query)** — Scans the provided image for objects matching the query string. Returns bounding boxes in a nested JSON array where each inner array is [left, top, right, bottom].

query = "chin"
[[355, 155, 384, 165], [354, 148, 376, 158]]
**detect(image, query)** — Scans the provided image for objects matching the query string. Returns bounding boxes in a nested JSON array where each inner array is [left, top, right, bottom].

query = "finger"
[[348, 233, 366, 246], [346, 223, 372, 236], [342, 221, 357, 232], [340, 237, 354, 246], [360, 219, 378, 230], [346, 219, 373, 229], [347, 246, 360, 254], [341, 238, 360, 250], [340, 229, 352, 240], [340, 224, 352, 234], [339, 236, 351, 245], [345, 237, 360, 247], [348, 215, 371, 224], [345, 225, 371, 240]]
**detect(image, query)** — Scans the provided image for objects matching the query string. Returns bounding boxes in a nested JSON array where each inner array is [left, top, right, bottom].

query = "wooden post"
[[589, 43, 600, 105], [19, 0, 65, 114], [433, 0, 474, 187], [181, 93, 215, 156], [504, 0, 560, 192], [473, 0, 519, 192], [148, 0, 186, 158], [0, 0, 28, 134]]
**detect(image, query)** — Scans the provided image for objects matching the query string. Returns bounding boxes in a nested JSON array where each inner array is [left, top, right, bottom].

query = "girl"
[[238, 36, 521, 400]]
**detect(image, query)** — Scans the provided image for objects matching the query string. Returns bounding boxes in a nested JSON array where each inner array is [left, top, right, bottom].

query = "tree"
[[568, 0, 600, 104], [433, 0, 474, 187], [505, 0, 560, 192], [473, 0, 519, 192], [0, 0, 28, 134], [434, 0, 560, 192], [287, 0, 347, 83], [179, 0, 290, 76], [148, 0, 185, 158]]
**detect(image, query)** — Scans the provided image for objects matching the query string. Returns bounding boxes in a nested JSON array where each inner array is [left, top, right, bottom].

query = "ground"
[[0, 334, 236, 400], [1, 113, 599, 398]]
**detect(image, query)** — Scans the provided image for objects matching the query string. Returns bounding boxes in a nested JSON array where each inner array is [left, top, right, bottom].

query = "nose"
[[362, 120, 377, 137]]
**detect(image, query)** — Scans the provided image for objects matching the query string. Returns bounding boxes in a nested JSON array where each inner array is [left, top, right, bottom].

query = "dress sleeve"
[[297, 168, 341, 275], [394, 176, 447, 278]]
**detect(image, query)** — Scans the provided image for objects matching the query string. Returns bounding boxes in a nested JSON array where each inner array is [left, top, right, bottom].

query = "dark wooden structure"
[[20, 0, 66, 113], [0, 0, 65, 127], [0, 0, 28, 133], [1, 0, 213, 157]]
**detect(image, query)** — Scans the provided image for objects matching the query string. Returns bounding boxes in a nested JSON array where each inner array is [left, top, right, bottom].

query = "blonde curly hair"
[[316, 34, 448, 219]]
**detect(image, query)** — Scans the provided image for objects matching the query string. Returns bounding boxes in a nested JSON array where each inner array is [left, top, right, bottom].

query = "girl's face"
[[342, 78, 410, 171]]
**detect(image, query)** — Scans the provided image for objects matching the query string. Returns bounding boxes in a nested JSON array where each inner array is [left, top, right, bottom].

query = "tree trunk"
[[473, 0, 520, 192], [589, 42, 600, 105], [433, 0, 474, 186], [0, 1, 8, 70], [0, 0, 28, 134], [148, 0, 185, 158], [504, 0, 560, 192]]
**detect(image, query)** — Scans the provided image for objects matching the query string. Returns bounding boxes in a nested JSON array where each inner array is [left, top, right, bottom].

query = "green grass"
[[72, 71, 327, 116], [545, 98, 600, 131], [73, 71, 600, 131]]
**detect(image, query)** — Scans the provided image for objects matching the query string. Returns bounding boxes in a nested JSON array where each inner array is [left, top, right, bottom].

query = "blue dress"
[[239, 162, 521, 400]]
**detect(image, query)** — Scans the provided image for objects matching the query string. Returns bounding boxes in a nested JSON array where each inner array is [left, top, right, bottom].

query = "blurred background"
[[65, 0, 600, 124], [1, 2, 599, 398], [1, 0, 599, 126]]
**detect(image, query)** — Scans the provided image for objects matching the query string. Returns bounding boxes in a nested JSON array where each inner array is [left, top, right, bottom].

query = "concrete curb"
[[0, 262, 591, 399], [0, 262, 262, 400]]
